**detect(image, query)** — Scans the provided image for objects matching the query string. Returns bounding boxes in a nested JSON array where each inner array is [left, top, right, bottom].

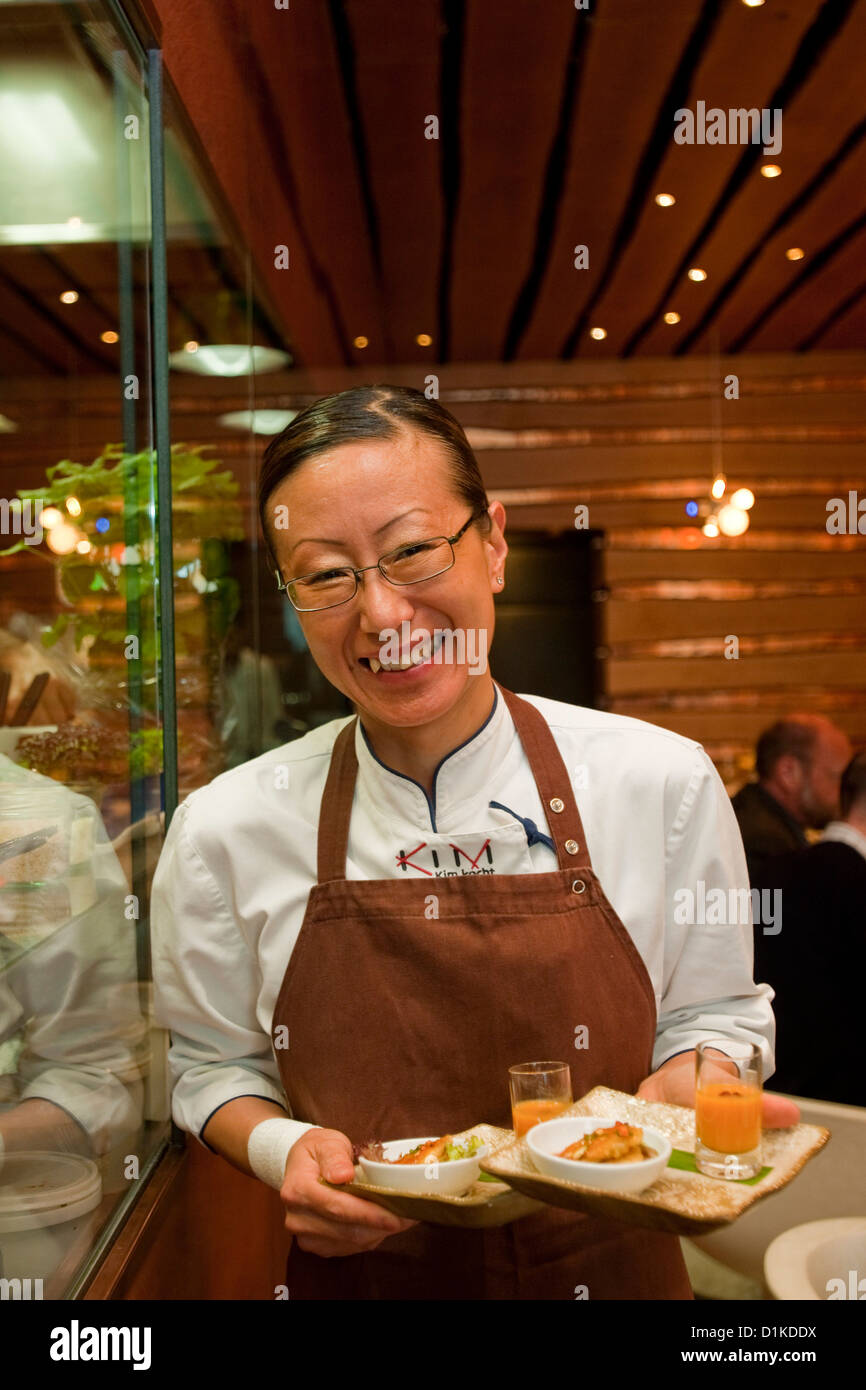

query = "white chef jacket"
[[150, 687, 776, 1152]]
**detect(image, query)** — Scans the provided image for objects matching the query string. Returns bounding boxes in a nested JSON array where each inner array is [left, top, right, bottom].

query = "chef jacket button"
[[565, 839, 580, 854], [571, 879, 586, 894], [549, 797, 565, 813]]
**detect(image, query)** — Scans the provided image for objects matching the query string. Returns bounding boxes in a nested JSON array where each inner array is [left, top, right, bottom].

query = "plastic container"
[[0, 1150, 102, 1282]]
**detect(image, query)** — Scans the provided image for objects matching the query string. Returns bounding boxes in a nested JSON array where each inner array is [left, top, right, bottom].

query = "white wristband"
[[247, 1117, 320, 1190]]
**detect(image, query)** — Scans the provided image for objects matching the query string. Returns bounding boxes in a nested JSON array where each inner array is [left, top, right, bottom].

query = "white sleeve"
[[653, 747, 777, 1079], [150, 800, 308, 1149]]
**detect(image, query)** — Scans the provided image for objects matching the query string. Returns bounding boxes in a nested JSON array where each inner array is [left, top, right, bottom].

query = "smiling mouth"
[[360, 631, 444, 673]]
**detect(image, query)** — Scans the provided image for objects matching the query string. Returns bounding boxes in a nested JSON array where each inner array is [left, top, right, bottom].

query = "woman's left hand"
[[636, 1048, 801, 1127]]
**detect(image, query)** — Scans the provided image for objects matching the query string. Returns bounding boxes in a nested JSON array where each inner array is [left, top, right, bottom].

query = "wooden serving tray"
[[320, 1122, 544, 1228], [480, 1086, 831, 1237]]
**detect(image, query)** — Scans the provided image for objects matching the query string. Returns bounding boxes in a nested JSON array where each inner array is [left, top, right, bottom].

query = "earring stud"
[[496, 575, 504, 585]]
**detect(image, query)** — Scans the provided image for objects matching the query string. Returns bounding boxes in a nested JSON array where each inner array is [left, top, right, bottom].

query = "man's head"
[[755, 715, 853, 830], [839, 751, 866, 832]]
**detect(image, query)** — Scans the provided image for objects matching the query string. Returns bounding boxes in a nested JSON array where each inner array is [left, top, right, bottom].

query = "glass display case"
[[0, 0, 323, 1298]]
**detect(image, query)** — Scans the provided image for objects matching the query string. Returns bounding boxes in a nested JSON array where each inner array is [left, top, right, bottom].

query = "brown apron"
[[272, 685, 692, 1300]]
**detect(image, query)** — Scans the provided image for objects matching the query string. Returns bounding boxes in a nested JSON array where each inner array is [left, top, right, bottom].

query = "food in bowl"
[[526, 1115, 671, 1193], [356, 1134, 485, 1165], [355, 1134, 490, 1196], [557, 1122, 657, 1164]]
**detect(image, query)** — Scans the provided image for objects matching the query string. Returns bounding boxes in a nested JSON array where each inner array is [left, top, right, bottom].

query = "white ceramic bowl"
[[764, 1218, 866, 1300], [357, 1136, 489, 1196], [526, 1116, 671, 1193]]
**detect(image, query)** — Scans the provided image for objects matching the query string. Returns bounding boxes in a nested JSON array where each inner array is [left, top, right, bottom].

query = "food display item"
[[556, 1121, 656, 1164], [356, 1134, 485, 1165]]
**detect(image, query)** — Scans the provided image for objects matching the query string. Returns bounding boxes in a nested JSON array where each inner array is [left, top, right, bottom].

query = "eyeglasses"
[[276, 508, 485, 612]]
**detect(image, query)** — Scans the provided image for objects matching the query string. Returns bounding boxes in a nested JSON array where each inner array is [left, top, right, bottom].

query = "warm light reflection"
[[65, 496, 81, 517], [353, 335, 369, 349], [100, 329, 119, 344], [718, 504, 750, 536], [761, 164, 782, 178], [711, 476, 726, 500], [415, 333, 433, 346], [731, 488, 755, 510], [655, 193, 676, 207], [46, 522, 80, 554], [40, 507, 63, 529], [687, 268, 707, 282], [59, 290, 78, 304], [703, 519, 720, 538], [786, 247, 805, 261], [589, 326, 607, 340], [663, 311, 681, 325]]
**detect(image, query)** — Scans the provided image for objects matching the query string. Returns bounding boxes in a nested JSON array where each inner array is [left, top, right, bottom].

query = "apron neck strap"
[[316, 685, 592, 883]]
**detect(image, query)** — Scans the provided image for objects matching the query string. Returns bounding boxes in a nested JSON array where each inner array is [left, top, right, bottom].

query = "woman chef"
[[151, 385, 798, 1301]]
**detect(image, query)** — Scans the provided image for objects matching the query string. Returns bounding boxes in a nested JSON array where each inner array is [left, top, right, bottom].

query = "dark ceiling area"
[[151, 0, 866, 368]]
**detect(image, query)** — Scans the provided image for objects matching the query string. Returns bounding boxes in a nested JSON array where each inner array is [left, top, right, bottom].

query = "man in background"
[[751, 752, 866, 1105], [732, 715, 853, 885]]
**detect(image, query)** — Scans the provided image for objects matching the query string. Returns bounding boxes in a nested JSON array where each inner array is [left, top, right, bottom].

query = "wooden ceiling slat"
[[684, 157, 866, 352], [579, 0, 827, 357], [446, 0, 576, 361], [241, 0, 388, 364], [336, 0, 445, 364], [624, 0, 859, 356], [512, 0, 702, 362], [741, 222, 866, 352]]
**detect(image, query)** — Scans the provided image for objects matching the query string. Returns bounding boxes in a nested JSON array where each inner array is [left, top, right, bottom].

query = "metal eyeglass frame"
[[274, 507, 486, 612]]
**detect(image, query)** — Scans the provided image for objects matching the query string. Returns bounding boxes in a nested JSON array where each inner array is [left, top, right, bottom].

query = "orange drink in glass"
[[695, 1040, 762, 1179], [509, 1062, 572, 1137]]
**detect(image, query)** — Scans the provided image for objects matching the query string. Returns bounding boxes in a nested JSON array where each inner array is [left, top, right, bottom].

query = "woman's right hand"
[[280, 1127, 418, 1257]]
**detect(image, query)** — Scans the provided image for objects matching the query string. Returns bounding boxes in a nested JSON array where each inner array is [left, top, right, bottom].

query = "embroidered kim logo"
[[396, 840, 495, 877]]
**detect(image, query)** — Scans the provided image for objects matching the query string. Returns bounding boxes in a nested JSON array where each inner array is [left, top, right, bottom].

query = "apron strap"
[[316, 686, 593, 883], [316, 717, 359, 883], [496, 686, 592, 873]]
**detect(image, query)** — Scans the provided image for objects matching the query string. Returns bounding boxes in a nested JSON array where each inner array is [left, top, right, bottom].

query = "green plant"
[[0, 443, 244, 661]]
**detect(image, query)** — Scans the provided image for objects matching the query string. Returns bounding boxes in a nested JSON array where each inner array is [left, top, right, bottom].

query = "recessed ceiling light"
[[59, 290, 78, 304], [169, 344, 290, 376], [655, 193, 676, 207], [589, 326, 607, 340], [785, 247, 805, 261], [218, 409, 298, 436], [761, 164, 782, 178], [663, 311, 681, 325], [742, 0, 765, 7], [687, 268, 707, 282], [415, 333, 433, 347], [100, 330, 119, 344], [353, 335, 369, 349]]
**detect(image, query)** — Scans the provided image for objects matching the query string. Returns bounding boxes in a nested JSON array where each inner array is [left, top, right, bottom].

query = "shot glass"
[[694, 1039, 763, 1180], [508, 1061, 573, 1137]]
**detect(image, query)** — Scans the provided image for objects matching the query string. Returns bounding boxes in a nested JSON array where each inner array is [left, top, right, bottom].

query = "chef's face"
[[267, 428, 507, 730]]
